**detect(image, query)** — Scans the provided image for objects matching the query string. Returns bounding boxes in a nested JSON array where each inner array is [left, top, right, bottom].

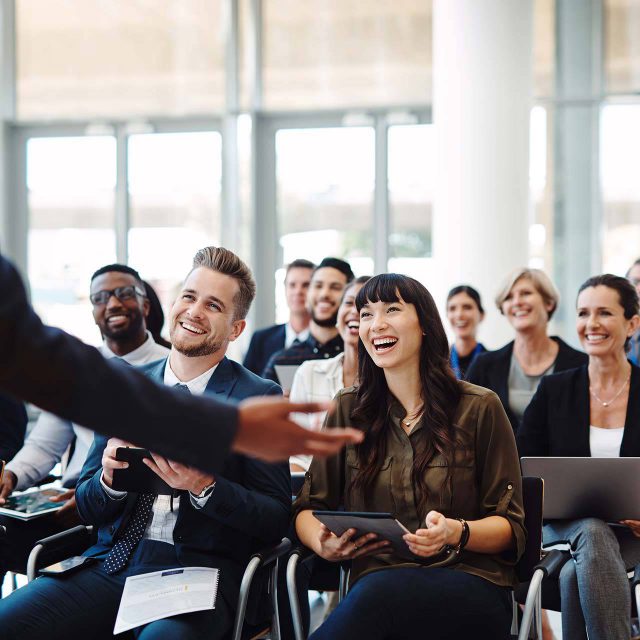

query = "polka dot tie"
[[103, 493, 155, 574]]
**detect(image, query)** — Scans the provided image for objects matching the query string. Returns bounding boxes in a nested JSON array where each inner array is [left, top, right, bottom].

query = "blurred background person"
[[518, 274, 640, 640], [244, 259, 315, 376], [143, 280, 171, 349], [290, 276, 370, 472], [625, 258, 640, 365], [467, 267, 587, 434], [446, 285, 486, 380]]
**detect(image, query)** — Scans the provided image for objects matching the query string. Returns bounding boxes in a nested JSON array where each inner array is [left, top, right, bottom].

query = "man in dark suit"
[[0, 247, 291, 639], [262, 257, 354, 384], [0, 252, 362, 473], [243, 258, 314, 375], [0, 392, 26, 466]]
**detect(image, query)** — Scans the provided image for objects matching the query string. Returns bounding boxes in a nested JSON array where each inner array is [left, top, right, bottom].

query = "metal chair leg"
[[286, 553, 305, 640], [518, 568, 544, 640], [232, 556, 262, 640]]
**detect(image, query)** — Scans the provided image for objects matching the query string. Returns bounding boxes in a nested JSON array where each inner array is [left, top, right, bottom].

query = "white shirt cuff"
[[189, 484, 216, 509], [100, 471, 127, 500]]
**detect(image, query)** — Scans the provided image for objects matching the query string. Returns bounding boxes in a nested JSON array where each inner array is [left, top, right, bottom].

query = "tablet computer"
[[112, 448, 172, 495], [274, 364, 300, 394], [312, 511, 417, 560], [521, 457, 640, 521], [0, 486, 68, 520]]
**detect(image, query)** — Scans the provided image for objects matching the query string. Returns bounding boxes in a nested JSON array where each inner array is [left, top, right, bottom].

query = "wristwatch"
[[191, 481, 216, 500]]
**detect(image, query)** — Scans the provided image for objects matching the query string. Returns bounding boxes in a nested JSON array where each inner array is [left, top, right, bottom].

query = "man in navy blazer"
[[243, 258, 314, 375], [0, 247, 291, 640], [0, 251, 362, 472]]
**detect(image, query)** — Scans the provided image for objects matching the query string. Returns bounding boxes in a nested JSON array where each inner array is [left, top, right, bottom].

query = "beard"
[[101, 310, 145, 341], [312, 308, 339, 328], [170, 322, 223, 357]]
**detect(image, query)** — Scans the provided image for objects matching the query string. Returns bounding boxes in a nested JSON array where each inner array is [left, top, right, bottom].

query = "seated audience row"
[[0, 248, 289, 640]]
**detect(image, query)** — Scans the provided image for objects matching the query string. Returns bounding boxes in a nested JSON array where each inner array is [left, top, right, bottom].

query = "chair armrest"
[[27, 525, 93, 582], [250, 537, 292, 567], [33, 524, 93, 550], [534, 549, 570, 579]]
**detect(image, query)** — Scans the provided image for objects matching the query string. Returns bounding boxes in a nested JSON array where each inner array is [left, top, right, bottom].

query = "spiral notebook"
[[114, 567, 220, 635]]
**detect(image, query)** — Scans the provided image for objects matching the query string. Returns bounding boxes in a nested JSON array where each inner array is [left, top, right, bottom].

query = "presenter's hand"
[[234, 397, 363, 462], [620, 520, 640, 538], [144, 454, 215, 495], [101, 437, 136, 488], [0, 470, 17, 504], [315, 524, 391, 562], [404, 511, 460, 557]]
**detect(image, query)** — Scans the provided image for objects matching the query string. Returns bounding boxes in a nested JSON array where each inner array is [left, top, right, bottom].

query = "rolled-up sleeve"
[[292, 389, 352, 518], [474, 391, 527, 564]]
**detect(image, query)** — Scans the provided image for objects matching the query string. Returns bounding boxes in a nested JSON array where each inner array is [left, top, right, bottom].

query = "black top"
[[517, 364, 640, 458], [0, 392, 27, 462], [466, 336, 588, 434], [262, 333, 344, 383]]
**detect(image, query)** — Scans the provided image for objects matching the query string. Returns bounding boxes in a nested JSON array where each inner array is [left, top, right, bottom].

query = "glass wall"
[[128, 131, 223, 312], [27, 136, 117, 345]]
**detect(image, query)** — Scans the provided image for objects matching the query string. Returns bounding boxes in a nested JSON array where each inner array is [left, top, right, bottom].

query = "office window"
[[263, 0, 432, 110], [127, 131, 222, 312], [604, 0, 640, 93], [16, 0, 225, 120], [27, 136, 117, 344], [275, 126, 375, 321], [601, 104, 640, 274], [387, 124, 434, 281]]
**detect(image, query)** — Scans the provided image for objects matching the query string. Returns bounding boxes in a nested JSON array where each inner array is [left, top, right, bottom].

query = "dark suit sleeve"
[[196, 383, 290, 543], [242, 332, 262, 375], [75, 434, 128, 526], [0, 392, 27, 461], [516, 377, 550, 457], [0, 254, 237, 474]]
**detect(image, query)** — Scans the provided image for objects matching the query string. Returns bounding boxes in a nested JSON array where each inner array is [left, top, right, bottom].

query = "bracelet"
[[453, 518, 470, 554]]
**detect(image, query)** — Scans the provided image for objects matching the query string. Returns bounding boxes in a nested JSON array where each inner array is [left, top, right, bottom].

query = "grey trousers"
[[544, 518, 640, 640]]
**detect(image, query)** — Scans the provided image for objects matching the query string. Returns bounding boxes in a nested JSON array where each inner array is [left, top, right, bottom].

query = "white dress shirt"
[[289, 352, 345, 471], [101, 358, 219, 546], [6, 332, 169, 490], [284, 323, 310, 349]]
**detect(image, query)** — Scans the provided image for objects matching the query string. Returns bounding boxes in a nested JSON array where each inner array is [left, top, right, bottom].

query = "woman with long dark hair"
[[293, 274, 525, 639]]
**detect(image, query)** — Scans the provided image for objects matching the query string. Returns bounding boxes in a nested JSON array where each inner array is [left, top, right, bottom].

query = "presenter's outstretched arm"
[[0, 253, 361, 471]]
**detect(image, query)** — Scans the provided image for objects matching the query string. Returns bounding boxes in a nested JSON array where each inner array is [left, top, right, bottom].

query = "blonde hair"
[[495, 267, 560, 320], [192, 247, 256, 320]]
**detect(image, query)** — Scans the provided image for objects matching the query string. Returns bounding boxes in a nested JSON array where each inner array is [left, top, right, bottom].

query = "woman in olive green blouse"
[[294, 274, 526, 640]]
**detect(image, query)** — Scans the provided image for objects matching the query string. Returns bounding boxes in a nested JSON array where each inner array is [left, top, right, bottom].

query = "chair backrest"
[[516, 476, 544, 583]]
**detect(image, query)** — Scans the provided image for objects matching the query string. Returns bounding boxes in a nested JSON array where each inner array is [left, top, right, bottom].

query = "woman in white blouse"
[[290, 276, 370, 472], [518, 274, 640, 640]]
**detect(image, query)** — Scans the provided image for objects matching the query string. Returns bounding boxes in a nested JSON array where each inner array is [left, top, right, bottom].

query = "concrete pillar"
[[432, 0, 533, 348]]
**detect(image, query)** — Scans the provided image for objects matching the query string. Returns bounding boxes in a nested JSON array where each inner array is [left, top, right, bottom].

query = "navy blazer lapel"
[[268, 324, 286, 354], [574, 366, 591, 456], [146, 359, 168, 383], [205, 357, 237, 399], [621, 365, 640, 456]]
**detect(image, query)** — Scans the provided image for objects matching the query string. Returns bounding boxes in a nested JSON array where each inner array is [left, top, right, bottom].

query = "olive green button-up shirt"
[[293, 381, 526, 588]]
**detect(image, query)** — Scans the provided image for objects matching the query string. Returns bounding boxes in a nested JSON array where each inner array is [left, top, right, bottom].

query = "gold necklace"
[[590, 374, 630, 408], [402, 406, 424, 427]]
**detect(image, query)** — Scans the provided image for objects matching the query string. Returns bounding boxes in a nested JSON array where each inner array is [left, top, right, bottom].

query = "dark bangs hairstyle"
[[351, 274, 462, 516]]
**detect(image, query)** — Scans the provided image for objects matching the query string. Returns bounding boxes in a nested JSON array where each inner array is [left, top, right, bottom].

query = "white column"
[[432, 0, 533, 348]]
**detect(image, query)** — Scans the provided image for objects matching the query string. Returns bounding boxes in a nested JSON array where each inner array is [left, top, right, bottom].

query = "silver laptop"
[[520, 457, 640, 521]]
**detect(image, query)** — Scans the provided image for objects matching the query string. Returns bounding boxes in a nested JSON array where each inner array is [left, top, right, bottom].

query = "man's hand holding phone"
[[102, 437, 137, 488], [143, 454, 215, 495]]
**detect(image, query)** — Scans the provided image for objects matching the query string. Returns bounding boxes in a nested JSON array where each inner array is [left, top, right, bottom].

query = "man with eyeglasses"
[[0, 264, 169, 583]]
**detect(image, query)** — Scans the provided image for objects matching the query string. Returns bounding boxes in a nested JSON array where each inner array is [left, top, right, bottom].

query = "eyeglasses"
[[90, 286, 146, 306]]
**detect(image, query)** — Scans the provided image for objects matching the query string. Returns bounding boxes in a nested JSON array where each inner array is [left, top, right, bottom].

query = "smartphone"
[[112, 447, 171, 494], [39, 556, 95, 576]]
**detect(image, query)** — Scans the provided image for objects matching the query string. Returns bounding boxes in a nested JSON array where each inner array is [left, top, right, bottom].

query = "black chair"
[[286, 477, 564, 640], [26, 525, 292, 640]]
